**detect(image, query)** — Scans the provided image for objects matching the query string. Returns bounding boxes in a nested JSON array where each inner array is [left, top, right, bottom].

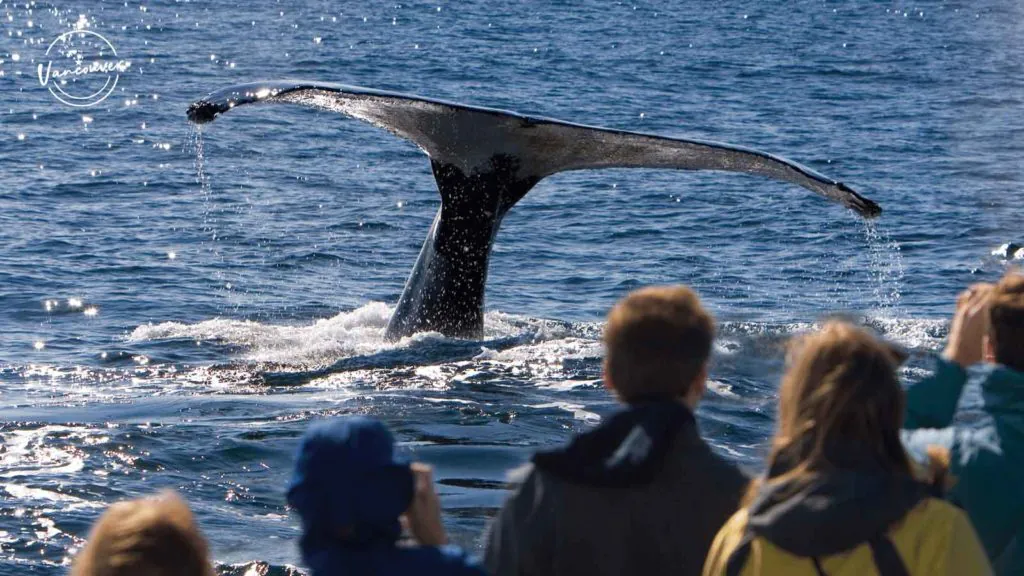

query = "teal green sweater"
[[903, 358, 1024, 574]]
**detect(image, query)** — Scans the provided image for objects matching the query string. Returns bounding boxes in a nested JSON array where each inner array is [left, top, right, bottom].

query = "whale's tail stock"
[[187, 81, 881, 340]]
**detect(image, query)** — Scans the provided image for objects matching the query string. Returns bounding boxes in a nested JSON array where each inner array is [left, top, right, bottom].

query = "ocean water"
[[1, 0, 1022, 573]]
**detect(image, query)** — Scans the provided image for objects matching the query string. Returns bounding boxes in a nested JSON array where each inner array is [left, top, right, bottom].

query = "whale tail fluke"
[[187, 81, 881, 340], [187, 81, 880, 218]]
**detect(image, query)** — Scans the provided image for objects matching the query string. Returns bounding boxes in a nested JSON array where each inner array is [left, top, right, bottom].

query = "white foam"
[[0, 426, 89, 480], [476, 337, 602, 364], [864, 316, 946, 351], [124, 303, 948, 387], [535, 378, 601, 392], [128, 305, 581, 368], [707, 379, 737, 398], [529, 401, 602, 423], [129, 302, 393, 364]]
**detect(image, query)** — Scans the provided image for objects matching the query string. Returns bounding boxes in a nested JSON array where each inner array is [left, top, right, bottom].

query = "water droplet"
[[16, 133, 25, 141], [33, 341, 45, 350], [167, 251, 177, 260]]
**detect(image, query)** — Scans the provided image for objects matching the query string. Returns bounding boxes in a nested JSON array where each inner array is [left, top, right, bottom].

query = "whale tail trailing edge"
[[187, 81, 880, 217], [187, 81, 881, 339]]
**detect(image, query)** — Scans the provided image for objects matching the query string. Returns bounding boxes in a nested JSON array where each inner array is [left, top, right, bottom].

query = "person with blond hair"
[[703, 321, 992, 576], [902, 271, 1024, 573], [485, 286, 749, 576], [72, 490, 216, 576]]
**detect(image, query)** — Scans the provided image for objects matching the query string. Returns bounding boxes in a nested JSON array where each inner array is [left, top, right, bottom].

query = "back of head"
[[72, 491, 214, 576], [287, 416, 414, 554], [766, 321, 910, 488], [604, 285, 714, 402], [990, 271, 1024, 372]]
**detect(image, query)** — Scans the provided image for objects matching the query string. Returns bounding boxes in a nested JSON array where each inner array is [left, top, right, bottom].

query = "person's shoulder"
[[891, 498, 993, 575], [897, 496, 983, 542], [505, 462, 536, 486], [888, 498, 958, 552], [913, 496, 967, 520], [985, 363, 1024, 382], [505, 461, 555, 495]]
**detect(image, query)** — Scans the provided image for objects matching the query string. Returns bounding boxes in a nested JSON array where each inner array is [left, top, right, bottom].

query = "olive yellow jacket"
[[703, 497, 991, 576]]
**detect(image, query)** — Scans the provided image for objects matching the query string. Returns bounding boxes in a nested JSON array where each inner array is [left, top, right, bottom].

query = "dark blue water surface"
[[1, 0, 1022, 573]]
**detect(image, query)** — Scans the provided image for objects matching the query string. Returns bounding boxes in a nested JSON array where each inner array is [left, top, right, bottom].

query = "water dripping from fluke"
[[862, 219, 905, 316]]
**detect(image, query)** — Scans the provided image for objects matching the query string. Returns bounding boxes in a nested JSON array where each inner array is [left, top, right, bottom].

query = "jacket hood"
[[532, 400, 698, 487], [746, 443, 927, 558], [287, 416, 414, 558]]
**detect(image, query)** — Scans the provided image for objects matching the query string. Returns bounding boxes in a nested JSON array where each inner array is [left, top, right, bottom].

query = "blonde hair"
[[747, 321, 910, 503], [604, 285, 714, 401], [990, 270, 1024, 371], [72, 491, 215, 576]]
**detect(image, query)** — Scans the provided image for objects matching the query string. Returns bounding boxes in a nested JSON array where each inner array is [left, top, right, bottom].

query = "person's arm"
[[904, 285, 991, 430], [483, 466, 552, 576], [904, 358, 969, 429]]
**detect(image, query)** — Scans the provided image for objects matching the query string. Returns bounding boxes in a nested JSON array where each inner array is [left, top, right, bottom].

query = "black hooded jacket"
[[484, 401, 749, 576]]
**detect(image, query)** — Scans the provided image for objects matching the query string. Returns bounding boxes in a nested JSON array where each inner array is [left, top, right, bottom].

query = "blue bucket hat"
[[287, 416, 414, 545]]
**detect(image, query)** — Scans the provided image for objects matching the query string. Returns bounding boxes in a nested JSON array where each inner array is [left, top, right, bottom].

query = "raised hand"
[[945, 284, 994, 368], [403, 463, 448, 547]]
